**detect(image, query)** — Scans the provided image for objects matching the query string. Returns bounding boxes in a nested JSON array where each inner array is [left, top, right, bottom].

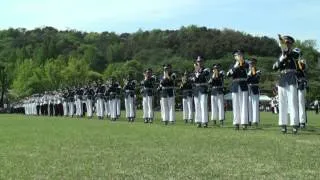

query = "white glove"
[[279, 54, 286, 62], [234, 61, 240, 68], [256, 70, 262, 74], [248, 69, 252, 76], [226, 69, 233, 76], [272, 62, 279, 70]]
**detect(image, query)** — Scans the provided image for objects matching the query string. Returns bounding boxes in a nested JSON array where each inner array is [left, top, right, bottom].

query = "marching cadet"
[[75, 86, 84, 118], [36, 94, 41, 115], [158, 64, 176, 125], [226, 50, 250, 130], [95, 81, 105, 120], [180, 71, 193, 124], [103, 81, 110, 118], [123, 74, 137, 122], [272, 35, 299, 134], [293, 48, 308, 128], [62, 88, 69, 117], [42, 91, 49, 116], [208, 63, 225, 126], [54, 91, 63, 116], [68, 87, 75, 117], [192, 56, 210, 128], [115, 80, 122, 119], [48, 92, 54, 116], [141, 68, 156, 123], [109, 77, 120, 121], [84, 84, 95, 119], [247, 58, 262, 127]]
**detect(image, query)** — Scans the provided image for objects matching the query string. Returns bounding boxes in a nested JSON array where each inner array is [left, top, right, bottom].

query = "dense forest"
[[0, 25, 319, 106]]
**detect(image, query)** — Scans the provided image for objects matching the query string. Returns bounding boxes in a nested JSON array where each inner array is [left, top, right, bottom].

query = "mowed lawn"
[[0, 111, 319, 180]]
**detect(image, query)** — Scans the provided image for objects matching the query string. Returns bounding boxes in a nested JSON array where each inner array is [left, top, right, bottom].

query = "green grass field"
[[0, 111, 319, 180]]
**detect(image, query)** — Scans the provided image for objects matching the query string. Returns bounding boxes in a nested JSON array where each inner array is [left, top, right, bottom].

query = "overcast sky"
[[1, 0, 319, 46]]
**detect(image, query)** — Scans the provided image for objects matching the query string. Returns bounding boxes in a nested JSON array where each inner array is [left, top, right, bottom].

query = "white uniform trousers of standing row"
[[143, 96, 153, 119], [63, 101, 68, 116], [232, 87, 248, 125], [278, 85, 299, 126], [116, 98, 121, 117], [68, 102, 75, 116], [298, 89, 306, 124], [248, 93, 260, 124], [104, 100, 110, 117], [86, 99, 93, 117], [161, 96, 175, 122], [96, 98, 104, 117], [210, 94, 224, 121], [125, 96, 135, 118], [194, 91, 208, 124], [75, 98, 83, 116], [182, 97, 193, 120]]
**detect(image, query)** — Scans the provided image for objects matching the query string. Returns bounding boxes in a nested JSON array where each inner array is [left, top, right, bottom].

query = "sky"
[[1, 0, 319, 46]]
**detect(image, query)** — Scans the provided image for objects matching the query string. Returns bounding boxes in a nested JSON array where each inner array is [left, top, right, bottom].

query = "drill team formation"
[[14, 34, 312, 134]]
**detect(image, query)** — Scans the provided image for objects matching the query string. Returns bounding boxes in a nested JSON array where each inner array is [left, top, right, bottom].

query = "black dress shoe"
[[213, 120, 217, 125], [242, 124, 248, 130], [144, 118, 148, 123], [197, 123, 201, 128], [219, 120, 224, 127], [281, 125, 287, 134], [234, 124, 240, 130], [203, 123, 208, 128], [292, 126, 298, 134], [164, 121, 168, 125]]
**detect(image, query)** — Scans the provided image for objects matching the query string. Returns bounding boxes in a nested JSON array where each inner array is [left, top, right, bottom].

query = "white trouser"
[[96, 98, 104, 117], [86, 99, 93, 117], [298, 89, 306, 124], [183, 97, 193, 120], [110, 98, 117, 118], [232, 87, 248, 125], [161, 97, 175, 122], [248, 94, 259, 123], [125, 96, 135, 118], [107, 99, 111, 116], [76, 98, 82, 116], [68, 102, 74, 116], [278, 85, 299, 126], [143, 96, 153, 118], [104, 100, 109, 117], [194, 92, 208, 123], [211, 94, 224, 121], [63, 102, 68, 116], [116, 98, 121, 116]]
